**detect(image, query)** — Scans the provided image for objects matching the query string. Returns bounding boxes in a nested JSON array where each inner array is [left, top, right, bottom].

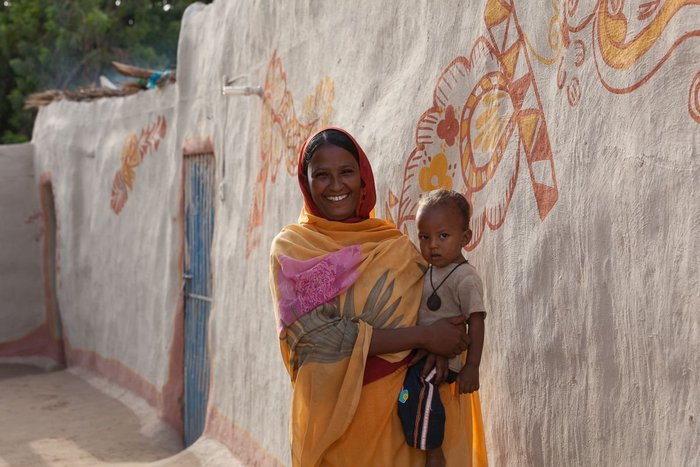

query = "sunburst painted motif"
[[389, 0, 558, 250]]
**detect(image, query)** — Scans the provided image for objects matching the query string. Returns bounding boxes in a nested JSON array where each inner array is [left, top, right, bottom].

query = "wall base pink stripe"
[[206, 407, 284, 467], [0, 322, 64, 362]]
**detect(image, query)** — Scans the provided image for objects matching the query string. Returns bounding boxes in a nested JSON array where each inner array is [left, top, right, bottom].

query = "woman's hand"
[[423, 316, 469, 357], [369, 316, 468, 357], [408, 349, 428, 366], [421, 353, 449, 384]]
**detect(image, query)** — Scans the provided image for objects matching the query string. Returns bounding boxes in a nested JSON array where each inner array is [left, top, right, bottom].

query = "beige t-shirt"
[[417, 260, 486, 373]]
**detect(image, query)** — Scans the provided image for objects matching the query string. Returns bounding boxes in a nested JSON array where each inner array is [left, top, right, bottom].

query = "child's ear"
[[462, 228, 472, 246]]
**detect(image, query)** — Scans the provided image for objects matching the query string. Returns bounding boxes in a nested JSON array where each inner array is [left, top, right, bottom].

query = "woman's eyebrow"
[[313, 164, 356, 172]]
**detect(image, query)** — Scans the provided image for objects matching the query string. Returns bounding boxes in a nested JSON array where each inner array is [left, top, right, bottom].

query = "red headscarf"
[[297, 126, 377, 222]]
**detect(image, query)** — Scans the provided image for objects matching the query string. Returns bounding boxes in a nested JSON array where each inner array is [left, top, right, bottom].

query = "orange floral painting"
[[110, 116, 167, 214], [387, 0, 698, 250], [527, 0, 700, 116], [387, 0, 558, 251], [245, 51, 335, 257]]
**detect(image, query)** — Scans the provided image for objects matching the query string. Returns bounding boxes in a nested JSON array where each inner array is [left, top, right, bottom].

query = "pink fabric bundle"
[[275, 245, 363, 330]]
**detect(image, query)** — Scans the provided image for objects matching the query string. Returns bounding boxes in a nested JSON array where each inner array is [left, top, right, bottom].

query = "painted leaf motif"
[[244, 50, 335, 257], [109, 115, 168, 215]]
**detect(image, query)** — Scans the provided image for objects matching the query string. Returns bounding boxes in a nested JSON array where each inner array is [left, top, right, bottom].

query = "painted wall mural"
[[245, 51, 335, 256], [387, 0, 558, 251], [528, 0, 700, 116], [110, 115, 168, 214], [387, 0, 699, 250]]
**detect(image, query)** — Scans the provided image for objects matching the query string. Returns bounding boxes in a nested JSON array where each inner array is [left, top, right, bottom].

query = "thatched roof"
[[25, 61, 176, 108]]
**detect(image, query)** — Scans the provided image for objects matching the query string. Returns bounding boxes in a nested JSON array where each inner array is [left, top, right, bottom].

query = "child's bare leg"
[[425, 447, 446, 467]]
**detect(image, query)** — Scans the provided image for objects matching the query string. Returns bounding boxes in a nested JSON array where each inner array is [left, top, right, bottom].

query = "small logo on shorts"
[[398, 389, 409, 404]]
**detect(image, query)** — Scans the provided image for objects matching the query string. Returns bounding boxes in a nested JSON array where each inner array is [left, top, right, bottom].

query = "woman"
[[269, 127, 486, 466]]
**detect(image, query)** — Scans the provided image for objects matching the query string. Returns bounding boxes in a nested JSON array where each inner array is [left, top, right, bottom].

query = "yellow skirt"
[[321, 367, 488, 467]]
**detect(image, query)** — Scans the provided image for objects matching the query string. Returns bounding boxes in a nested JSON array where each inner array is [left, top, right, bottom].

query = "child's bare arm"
[[458, 312, 485, 393], [466, 312, 484, 368]]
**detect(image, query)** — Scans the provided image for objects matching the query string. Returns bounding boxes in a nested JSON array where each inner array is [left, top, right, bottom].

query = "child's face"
[[416, 204, 472, 268]]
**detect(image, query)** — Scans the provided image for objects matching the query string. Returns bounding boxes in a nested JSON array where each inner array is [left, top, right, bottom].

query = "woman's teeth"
[[326, 194, 348, 202]]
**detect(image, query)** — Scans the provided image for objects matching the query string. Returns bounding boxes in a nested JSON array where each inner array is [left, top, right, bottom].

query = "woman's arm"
[[368, 316, 470, 357]]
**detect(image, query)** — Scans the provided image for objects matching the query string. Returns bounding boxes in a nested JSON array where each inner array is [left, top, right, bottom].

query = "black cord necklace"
[[427, 261, 467, 311]]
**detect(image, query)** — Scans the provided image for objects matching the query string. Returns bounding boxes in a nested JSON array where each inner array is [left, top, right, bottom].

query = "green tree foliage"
[[0, 0, 208, 143]]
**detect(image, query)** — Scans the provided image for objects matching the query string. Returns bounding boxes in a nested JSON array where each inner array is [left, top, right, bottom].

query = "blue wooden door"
[[183, 153, 215, 447]]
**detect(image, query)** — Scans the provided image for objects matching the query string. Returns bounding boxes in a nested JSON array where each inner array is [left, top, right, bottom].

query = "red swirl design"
[[689, 71, 700, 123]]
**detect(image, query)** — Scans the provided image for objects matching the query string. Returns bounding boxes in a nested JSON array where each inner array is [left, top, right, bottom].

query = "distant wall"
[[24, 1, 700, 466], [0, 143, 63, 366], [0, 143, 41, 341], [29, 86, 184, 426]]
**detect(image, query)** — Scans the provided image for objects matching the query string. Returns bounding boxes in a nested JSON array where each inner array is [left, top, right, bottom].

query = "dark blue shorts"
[[397, 358, 458, 451]]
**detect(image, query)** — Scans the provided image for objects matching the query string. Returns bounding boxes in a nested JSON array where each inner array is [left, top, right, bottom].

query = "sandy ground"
[[0, 364, 242, 467]]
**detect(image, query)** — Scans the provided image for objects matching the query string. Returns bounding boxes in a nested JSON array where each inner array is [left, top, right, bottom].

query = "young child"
[[398, 189, 486, 467]]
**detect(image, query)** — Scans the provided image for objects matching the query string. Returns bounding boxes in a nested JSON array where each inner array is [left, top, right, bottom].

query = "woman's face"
[[306, 144, 362, 221]]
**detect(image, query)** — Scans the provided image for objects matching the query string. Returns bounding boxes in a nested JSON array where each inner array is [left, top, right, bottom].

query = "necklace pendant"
[[427, 293, 441, 311]]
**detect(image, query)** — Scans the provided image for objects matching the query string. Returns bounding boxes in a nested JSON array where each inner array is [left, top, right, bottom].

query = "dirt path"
[[0, 364, 239, 467]]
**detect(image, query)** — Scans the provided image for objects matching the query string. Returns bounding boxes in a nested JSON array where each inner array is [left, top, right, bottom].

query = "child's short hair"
[[417, 189, 471, 230]]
